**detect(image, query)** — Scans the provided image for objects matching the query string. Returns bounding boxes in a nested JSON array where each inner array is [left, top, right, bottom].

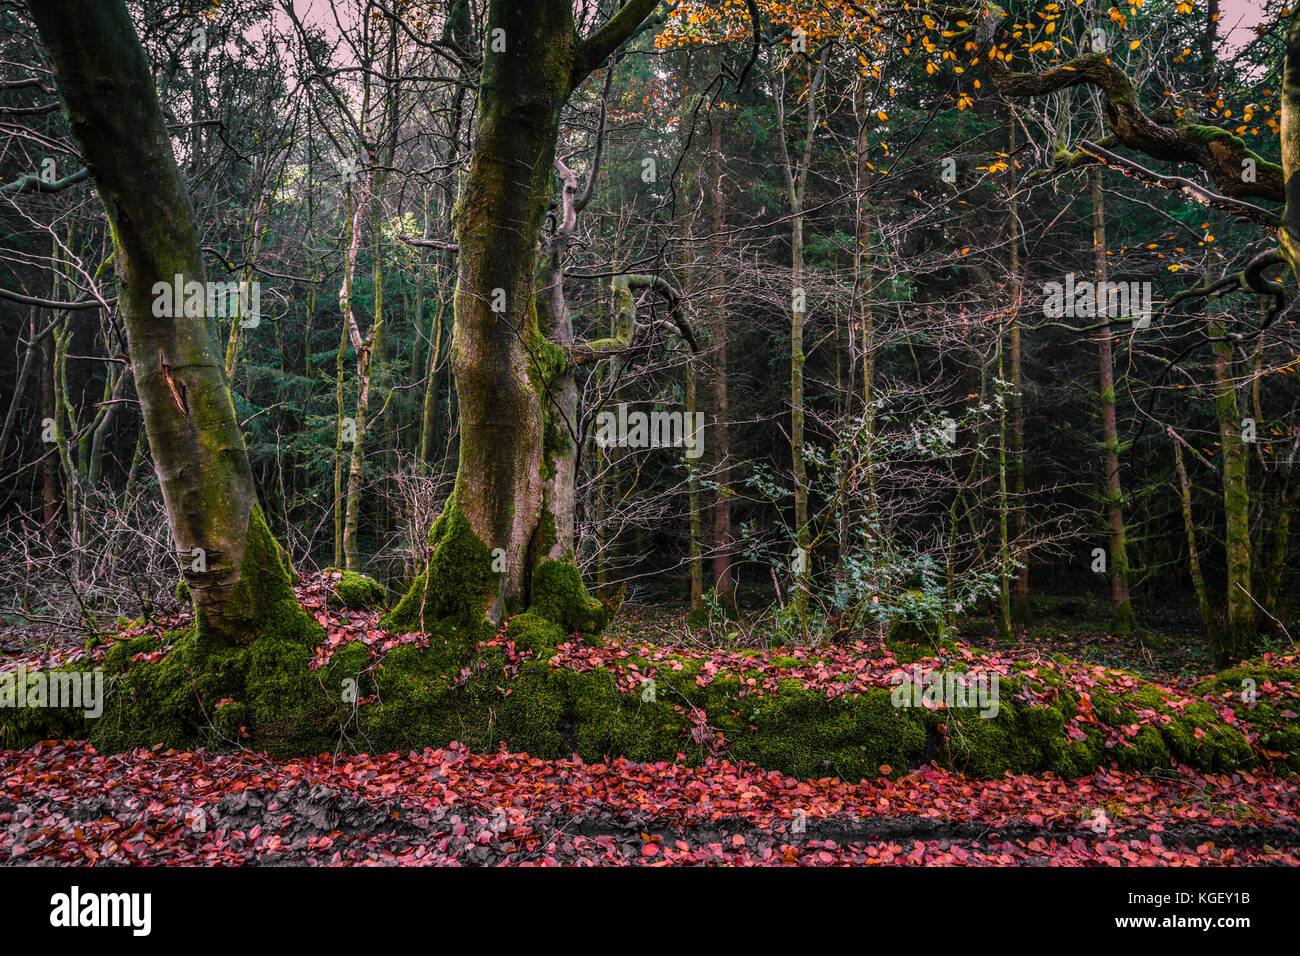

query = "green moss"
[[1195, 662, 1300, 771], [505, 610, 566, 655], [532, 510, 559, 563], [529, 560, 606, 642], [1089, 676, 1253, 772], [381, 497, 498, 653], [43, 622, 366, 758], [6, 506, 330, 756], [6, 605, 1290, 781], [212, 699, 246, 741], [1160, 701, 1255, 770], [190, 504, 322, 648], [329, 571, 385, 610], [0, 664, 96, 747], [1182, 124, 1280, 174], [527, 335, 569, 482], [1112, 598, 1136, 637]]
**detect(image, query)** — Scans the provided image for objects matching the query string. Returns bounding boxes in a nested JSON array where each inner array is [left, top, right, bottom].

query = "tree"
[[28, 0, 314, 646], [383, 0, 666, 643], [773, 40, 827, 630], [1090, 169, 1137, 634]]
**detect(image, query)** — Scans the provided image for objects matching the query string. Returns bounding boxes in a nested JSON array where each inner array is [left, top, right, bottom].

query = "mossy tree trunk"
[[1210, 315, 1257, 664], [1282, 18, 1300, 281], [30, 0, 311, 646], [419, 57, 470, 476], [1168, 428, 1215, 641], [344, 17, 401, 571], [385, 0, 663, 635], [847, 75, 881, 592], [996, 330, 1014, 642], [1091, 171, 1136, 635], [1261, 474, 1295, 630], [535, 156, 584, 571]]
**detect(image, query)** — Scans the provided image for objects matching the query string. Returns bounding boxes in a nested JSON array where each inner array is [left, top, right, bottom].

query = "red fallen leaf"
[[642, 843, 659, 857], [731, 834, 745, 848]]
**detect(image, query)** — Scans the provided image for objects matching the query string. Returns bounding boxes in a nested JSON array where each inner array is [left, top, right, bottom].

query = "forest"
[[0, 0, 1298, 891]]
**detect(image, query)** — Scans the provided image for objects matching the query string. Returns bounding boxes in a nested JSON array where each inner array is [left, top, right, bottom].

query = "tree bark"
[[775, 52, 826, 628]]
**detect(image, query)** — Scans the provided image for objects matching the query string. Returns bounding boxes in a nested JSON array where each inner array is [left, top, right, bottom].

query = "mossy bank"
[[3, 593, 1292, 780]]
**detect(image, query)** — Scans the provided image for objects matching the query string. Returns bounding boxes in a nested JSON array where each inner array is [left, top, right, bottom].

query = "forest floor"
[[1, 578, 1298, 866]]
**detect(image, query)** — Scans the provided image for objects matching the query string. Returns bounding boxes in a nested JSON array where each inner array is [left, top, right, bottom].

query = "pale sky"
[[1219, 0, 1271, 49]]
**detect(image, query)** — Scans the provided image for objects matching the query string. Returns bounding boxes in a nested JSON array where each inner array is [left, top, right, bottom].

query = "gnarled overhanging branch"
[[1165, 249, 1289, 334], [958, 8, 1300, 317], [972, 10, 1284, 204]]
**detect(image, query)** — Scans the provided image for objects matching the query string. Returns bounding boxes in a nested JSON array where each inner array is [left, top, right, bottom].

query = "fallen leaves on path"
[[2, 741, 1297, 866]]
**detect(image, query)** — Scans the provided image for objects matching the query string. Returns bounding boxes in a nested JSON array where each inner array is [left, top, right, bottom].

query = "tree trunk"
[[1091, 170, 1135, 634], [384, 0, 660, 639], [1210, 315, 1256, 663], [1007, 108, 1029, 625], [790, 197, 809, 605], [39, 320, 59, 547], [707, 107, 736, 614], [679, 50, 704, 621], [687, 356, 705, 619], [1169, 429, 1214, 639], [775, 55, 826, 629], [996, 332, 1013, 640], [343, 256, 383, 570], [30, 0, 310, 646]]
